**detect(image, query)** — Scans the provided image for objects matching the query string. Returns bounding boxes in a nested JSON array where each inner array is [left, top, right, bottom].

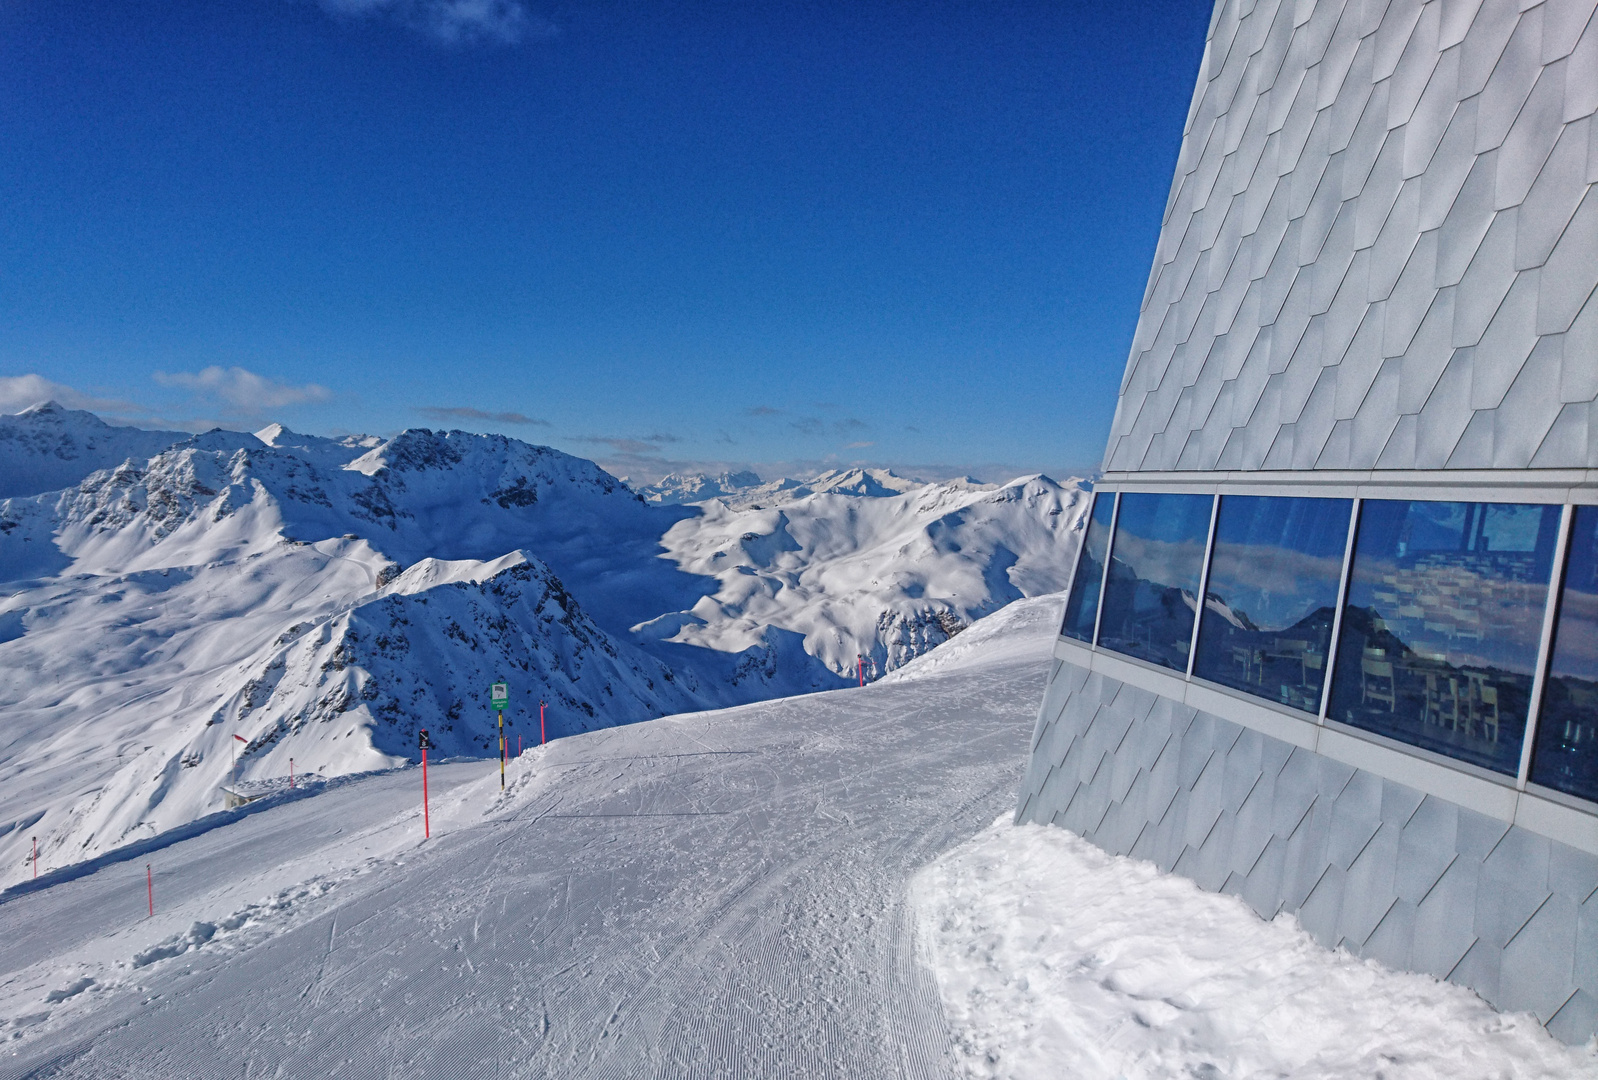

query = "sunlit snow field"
[[0, 595, 1589, 1077]]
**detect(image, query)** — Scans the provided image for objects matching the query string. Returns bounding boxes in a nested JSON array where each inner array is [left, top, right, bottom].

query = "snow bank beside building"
[[913, 820, 1596, 1079]]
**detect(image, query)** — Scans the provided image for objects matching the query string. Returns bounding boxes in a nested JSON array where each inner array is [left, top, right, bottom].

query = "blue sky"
[[0, 0, 1211, 482]]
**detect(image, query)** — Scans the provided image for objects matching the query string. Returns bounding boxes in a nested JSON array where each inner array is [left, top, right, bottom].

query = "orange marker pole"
[[146, 864, 154, 917]]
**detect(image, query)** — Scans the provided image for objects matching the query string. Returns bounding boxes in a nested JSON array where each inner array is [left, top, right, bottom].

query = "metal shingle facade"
[[1017, 659, 1598, 1042], [1020, 0, 1598, 1045], [1105, 0, 1598, 473]]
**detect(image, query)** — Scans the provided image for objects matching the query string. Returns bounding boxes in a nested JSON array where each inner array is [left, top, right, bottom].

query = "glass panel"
[[1327, 500, 1561, 775], [1532, 506, 1598, 802], [1193, 496, 1352, 714], [1061, 492, 1113, 642], [1096, 492, 1213, 671]]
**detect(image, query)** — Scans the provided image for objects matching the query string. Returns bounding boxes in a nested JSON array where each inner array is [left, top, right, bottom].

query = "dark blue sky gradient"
[[0, 0, 1212, 480]]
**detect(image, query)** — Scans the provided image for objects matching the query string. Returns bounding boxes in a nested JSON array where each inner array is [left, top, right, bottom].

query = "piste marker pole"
[[146, 864, 153, 917], [31, 837, 36, 880], [491, 681, 508, 791], [419, 729, 432, 839], [540, 700, 546, 746]]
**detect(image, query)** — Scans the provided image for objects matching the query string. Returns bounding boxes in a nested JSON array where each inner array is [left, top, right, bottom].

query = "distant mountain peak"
[[636, 470, 766, 505], [639, 465, 948, 509], [0, 406, 188, 499]]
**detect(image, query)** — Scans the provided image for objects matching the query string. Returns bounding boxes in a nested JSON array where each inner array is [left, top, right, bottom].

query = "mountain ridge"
[[0, 405, 1085, 867]]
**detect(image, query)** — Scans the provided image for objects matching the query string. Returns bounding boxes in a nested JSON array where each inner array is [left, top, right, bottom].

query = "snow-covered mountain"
[[0, 402, 186, 499], [0, 406, 1086, 866], [635, 470, 765, 505], [638, 466, 936, 510], [644, 473, 1084, 676]]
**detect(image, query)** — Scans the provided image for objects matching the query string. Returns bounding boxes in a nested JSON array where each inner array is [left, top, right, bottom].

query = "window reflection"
[[1532, 506, 1598, 802], [1328, 500, 1561, 775], [1096, 492, 1213, 671], [1193, 496, 1351, 714], [1061, 492, 1113, 642]]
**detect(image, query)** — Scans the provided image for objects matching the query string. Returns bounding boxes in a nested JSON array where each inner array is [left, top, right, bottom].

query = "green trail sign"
[[491, 681, 508, 711]]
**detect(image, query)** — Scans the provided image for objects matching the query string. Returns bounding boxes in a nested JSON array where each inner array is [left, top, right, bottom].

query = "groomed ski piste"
[[0, 597, 1590, 1078]]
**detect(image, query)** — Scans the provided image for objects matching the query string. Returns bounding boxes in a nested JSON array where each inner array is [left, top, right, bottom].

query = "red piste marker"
[[31, 836, 36, 880], [540, 700, 546, 747], [146, 864, 153, 917], [857, 654, 864, 687], [289, 758, 294, 790], [418, 729, 431, 839]]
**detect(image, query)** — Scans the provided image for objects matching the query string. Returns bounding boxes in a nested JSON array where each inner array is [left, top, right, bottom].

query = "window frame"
[[1092, 490, 1215, 671], [1521, 504, 1580, 793], [1056, 482, 1594, 813]]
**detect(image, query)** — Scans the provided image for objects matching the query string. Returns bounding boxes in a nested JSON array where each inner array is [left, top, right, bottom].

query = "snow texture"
[[0, 597, 1059, 1078], [0, 595, 1585, 1078], [914, 819, 1598, 1079]]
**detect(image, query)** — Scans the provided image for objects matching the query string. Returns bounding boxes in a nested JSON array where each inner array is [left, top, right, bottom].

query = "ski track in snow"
[[0, 594, 1585, 1078], [0, 603, 1058, 1078]]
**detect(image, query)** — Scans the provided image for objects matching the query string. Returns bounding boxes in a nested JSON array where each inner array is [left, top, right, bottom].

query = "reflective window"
[[1193, 496, 1351, 714], [1328, 500, 1561, 775], [1061, 492, 1113, 642], [1532, 506, 1598, 802], [1097, 492, 1213, 671]]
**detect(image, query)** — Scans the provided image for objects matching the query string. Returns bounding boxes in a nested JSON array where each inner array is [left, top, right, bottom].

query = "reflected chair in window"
[[1362, 656, 1396, 712], [1232, 645, 1262, 684], [1424, 673, 1459, 731], [1558, 686, 1598, 752], [1464, 672, 1499, 743]]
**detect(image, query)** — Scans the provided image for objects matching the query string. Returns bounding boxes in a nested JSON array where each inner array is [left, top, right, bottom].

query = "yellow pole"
[[499, 708, 505, 790]]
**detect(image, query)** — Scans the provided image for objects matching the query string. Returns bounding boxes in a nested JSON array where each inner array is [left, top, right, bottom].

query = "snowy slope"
[[0, 432, 727, 866], [645, 473, 1086, 676], [0, 596, 1585, 1078], [0, 416, 1084, 870], [0, 402, 186, 499]]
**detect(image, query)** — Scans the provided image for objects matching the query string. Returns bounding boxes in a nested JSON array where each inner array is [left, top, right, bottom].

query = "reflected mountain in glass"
[[1061, 492, 1113, 643], [1533, 505, 1598, 801], [1096, 492, 1212, 671], [1193, 496, 1350, 714], [1329, 500, 1560, 776]]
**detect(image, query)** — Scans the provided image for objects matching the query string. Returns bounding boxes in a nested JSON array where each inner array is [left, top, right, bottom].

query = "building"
[[1017, 0, 1598, 1044]]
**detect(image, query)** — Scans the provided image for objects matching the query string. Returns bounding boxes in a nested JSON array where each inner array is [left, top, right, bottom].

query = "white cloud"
[[0, 375, 138, 416], [154, 366, 332, 412], [314, 0, 551, 45]]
